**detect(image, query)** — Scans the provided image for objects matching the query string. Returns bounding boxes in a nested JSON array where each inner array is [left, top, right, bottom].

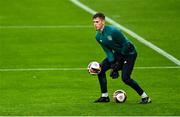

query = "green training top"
[[96, 25, 136, 62]]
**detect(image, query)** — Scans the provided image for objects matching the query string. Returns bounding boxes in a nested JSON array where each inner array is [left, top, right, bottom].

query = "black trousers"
[[98, 53, 144, 96]]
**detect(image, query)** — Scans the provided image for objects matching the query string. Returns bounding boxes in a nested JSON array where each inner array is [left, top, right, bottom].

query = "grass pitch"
[[0, 0, 180, 115]]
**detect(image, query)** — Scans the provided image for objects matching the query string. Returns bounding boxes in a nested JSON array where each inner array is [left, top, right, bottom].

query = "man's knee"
[[122, 74, 131, 84], [100, 58, 111, 72], [98, 70, 105, 77]]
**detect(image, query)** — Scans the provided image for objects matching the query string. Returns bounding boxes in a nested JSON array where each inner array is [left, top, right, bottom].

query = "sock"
[[102, 92, 108, 97], [141, 92, 148, 98]]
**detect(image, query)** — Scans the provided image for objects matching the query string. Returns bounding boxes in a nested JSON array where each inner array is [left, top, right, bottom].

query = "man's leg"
[[121, 53, 151, 104], [94, 58, 111, 102], [121, 53, 144, 95]]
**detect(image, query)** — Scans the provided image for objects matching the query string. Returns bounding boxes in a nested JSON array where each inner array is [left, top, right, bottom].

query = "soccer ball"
[[113, 89, 127, 103], [87, 61, 101, 75]]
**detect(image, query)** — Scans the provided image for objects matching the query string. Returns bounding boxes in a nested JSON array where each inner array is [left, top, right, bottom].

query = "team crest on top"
[[107, 35, 112, 41]]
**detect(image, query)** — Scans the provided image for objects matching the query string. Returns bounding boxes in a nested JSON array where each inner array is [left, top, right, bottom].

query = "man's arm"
[[112, 28, 127, 42], [99, 44, 114, 63]]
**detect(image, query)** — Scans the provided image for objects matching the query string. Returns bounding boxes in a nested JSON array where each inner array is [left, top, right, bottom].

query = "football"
[[113, 89, 127, 103], [87, 61, 101, 75]]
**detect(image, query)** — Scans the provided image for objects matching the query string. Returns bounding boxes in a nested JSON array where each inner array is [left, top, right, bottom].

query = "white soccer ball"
[[113, 89, 127, 103], [87, 61, 101, 75]]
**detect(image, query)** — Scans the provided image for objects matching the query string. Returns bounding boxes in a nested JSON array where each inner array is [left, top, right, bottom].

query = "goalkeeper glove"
[[110, 61, 120, 79], [110, 70, 119, 79]]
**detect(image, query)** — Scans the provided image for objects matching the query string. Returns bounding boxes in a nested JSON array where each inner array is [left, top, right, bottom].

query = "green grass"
[[0, 0, 180, 115], [80, 0, 180, 59]]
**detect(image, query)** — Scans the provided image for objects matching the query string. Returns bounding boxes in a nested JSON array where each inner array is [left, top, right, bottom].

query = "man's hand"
[[110, 61, 119, 71], [110, 61, 120, 79], [110, 70, 119, 79]]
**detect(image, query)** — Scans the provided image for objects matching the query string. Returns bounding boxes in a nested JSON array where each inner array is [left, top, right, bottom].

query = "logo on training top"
[[107, 35, 112, 41]]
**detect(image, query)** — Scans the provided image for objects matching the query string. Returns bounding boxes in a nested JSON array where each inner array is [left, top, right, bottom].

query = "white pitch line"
[[69, 0, 180, 66], [135, 66, 180, 69], [0, 68, 86, 72], [0, 25, 93, 29], [0, 66, 179, 72]]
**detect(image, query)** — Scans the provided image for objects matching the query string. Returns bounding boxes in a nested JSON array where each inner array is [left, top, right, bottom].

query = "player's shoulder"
[[95, 32, 101, 40], [105, 25, 120, 33]]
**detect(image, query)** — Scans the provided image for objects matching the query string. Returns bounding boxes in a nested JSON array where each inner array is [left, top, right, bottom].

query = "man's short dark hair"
[[93, 12, 105, 20]]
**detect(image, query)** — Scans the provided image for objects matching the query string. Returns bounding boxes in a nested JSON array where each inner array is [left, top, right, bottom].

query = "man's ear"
[[102, 20, 105, 25]]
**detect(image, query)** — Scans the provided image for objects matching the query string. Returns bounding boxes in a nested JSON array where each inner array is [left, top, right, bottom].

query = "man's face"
[[93, 17, 105, 31]]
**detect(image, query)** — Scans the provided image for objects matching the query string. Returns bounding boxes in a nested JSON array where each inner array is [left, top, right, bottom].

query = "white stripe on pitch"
[[135, 66, 180, 69], [70, 0, 180, 66], [0, 68, 86, 72], [0, 66, 179, 72], [0, 25, 93, 29]]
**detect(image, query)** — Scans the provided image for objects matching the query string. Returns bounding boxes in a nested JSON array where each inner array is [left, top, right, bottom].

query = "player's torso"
[[96, 30, 115, 47], [96, 26, 125, 50], [96, 26, 136, 55]]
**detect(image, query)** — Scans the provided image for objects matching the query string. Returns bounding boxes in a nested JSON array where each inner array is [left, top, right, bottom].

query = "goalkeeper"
[[92, 12, 151, 104]]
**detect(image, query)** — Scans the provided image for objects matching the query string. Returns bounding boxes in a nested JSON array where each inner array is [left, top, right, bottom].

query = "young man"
[[92, 12, 151, 104]]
